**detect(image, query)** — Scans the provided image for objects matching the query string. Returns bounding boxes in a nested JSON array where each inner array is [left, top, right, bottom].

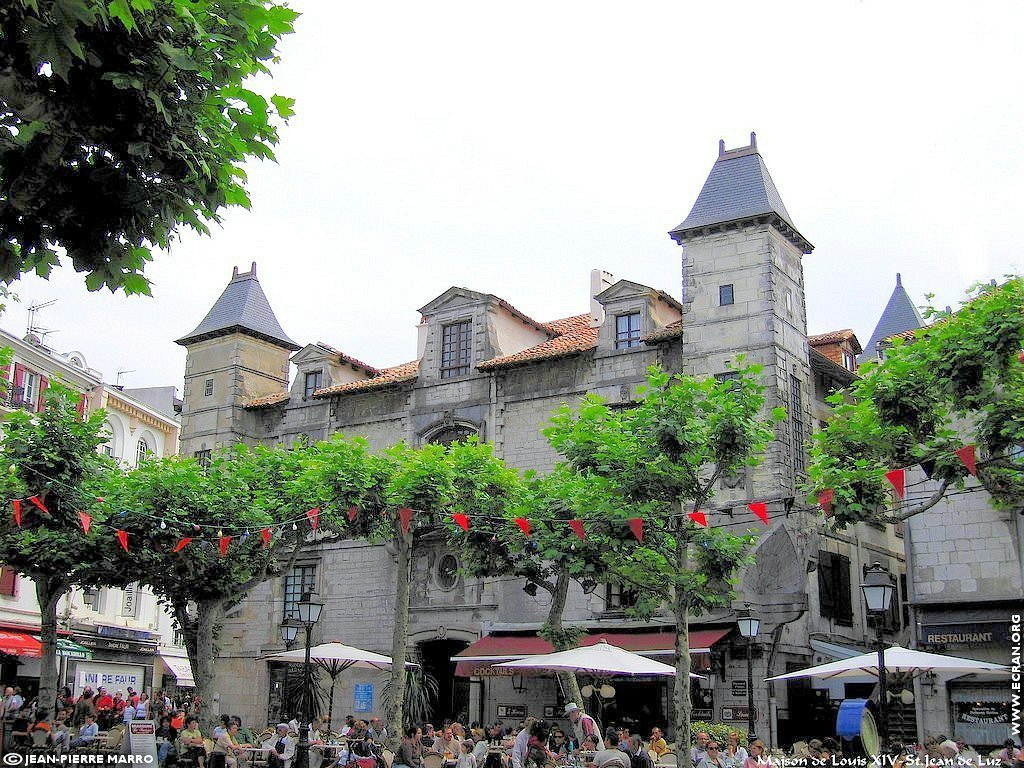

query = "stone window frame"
[[719, 284, 735, 306], [303, 369, 323, 399], [435, 552, 461, 592], [440, 319, 473, 379], [614, 312, 642, 349]]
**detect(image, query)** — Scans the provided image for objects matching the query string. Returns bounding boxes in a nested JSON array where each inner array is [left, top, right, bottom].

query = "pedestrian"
[[564, 703, 599, 748]]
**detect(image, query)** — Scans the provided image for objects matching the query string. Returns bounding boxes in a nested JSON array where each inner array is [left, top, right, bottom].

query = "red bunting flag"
[[514, 518, 531, 536], [398, 507, 413, 536], [885, 469, 906, 500], [306, 507, 320, 530], [95, 497, 104, 503], [116, 530, 129, 552], [748, 502, 769, 525], [28, 495, 49, 515], [452, 513, 470, 532], [568, 519, 585, 540], [78, 511, 91, 534], [1018, 350, 1024, 364], [687, 511, 708, 527], [219, 536, 231, 556], [348, 506, 359, 523], [11, 500, 21, 527], [173, 538, 193, 553], [260, 527, 272, 547], [817, 489, 834, 516], [627, 518, 644, 541], [956, 444, 977, 476]]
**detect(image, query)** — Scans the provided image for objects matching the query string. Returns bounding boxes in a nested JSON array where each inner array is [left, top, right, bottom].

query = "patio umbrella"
[[494, 639, 703, 677], [765, 644, 1009, 681], [261, 641, 415, 730]]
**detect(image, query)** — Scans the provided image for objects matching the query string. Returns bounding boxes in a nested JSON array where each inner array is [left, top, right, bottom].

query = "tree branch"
[[884, 479, 952, 522]]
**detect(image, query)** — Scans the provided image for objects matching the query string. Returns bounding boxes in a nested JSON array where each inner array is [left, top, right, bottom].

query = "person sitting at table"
[[593, 728, 631, 768], [263, 724, 297, 768], [343, 716, 357, 737], [486, 725, 504, 746], [156, 716, 179, 767], [395, 726, 423, 768], [51, 718, 71, 754], [70, 713, 99, 748], [214, 714, 233, 739], [457, 740, 477, 768], [180, 717, 208, 768], [307, 718, 328, 768], [472, 735, 490, 764], [628, 736, 654, 768], [369, 717, 388, 743], [648, 729, 668, 759], [694, 743, 727, 768], [433, 726, 462, 757], [524, 722, 553, 768], [213, 720, 247, 768]]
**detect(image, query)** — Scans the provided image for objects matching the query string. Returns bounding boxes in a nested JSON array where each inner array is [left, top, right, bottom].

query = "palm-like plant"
[[380, 665, 439, 729]]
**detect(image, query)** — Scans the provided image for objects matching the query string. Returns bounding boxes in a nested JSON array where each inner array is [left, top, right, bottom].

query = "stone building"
[[177, 136, 908, 745]]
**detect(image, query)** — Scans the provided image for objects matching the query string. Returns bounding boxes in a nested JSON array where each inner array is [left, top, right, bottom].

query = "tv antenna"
[[116, 368, 136, 385], [26, 299, 58, 342]]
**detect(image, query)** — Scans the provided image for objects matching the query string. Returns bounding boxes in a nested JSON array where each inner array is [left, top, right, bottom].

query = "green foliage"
[[0, 0, 297, 293], [807, 277, 1024, 527], [689, 722, 747, 747], [379, 666, 439, 730]]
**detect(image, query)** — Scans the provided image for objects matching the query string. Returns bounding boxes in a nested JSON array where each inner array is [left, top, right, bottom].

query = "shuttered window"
[[817, 551, 853, 626], [0, 567, 18, 597]]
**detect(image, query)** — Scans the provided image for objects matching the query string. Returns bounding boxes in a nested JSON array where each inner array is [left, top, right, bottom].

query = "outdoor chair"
[[423, 752, 445, 768], [381, 748, 395, 768], [97, 727, 126, 755], [657, 753, 677, 766], [647, 750, 659, 764]]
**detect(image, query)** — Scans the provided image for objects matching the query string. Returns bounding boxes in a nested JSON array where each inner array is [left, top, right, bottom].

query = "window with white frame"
[[304, 370, 323, 398], [615, 313, 642, 349], [136, 437, 150, 465], [23, 372, 38, 409]]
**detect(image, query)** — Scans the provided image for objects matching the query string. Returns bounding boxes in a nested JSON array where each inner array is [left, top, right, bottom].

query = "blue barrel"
[[836, 699, 870, 739]]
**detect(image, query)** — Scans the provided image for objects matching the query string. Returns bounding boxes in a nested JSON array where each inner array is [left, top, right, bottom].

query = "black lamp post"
[[281, 592, 324, 768], [736, 608, 761, 742], [861, 563, 895, 752]]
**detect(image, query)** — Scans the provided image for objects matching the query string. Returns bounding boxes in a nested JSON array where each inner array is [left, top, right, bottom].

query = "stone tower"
[[669, 133, 815, 506], [175, 263, 301, 457]]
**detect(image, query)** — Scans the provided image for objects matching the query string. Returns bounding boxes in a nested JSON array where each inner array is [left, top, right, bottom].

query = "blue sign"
[[354, 683, 373, 713]]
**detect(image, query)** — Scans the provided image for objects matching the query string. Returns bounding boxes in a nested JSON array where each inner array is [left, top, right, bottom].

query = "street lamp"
[[281, 592, 325, 768], [861, 563, 895, 751], [736, 607, 760, 742]]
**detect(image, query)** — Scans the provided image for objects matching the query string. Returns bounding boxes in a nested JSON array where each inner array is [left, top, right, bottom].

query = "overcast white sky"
[[5, 1, 1023, 390]]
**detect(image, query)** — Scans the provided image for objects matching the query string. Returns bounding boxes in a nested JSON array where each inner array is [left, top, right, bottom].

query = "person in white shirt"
[[135, 693, 149, 720], [456, 740, 477, 768], [123, 702, 137, 724], [70, 714, 99, 747], [511, 718, 537, 768], [263, 724, 297, 768]]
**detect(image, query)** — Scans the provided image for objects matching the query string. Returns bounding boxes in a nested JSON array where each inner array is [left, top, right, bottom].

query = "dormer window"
[[615, 313, 641, 349], [842, 350, 856, 372], [304, 370, 323, 398], [440, 321, 472, 378]]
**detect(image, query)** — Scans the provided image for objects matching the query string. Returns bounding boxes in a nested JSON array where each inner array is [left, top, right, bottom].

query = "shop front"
[[70, 623, 158, 695]]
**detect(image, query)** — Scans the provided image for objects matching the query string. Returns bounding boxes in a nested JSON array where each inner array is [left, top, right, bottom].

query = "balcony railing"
[[3, 385, 37, 412]]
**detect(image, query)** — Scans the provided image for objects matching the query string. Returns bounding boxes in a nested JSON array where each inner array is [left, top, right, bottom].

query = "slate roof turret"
[[176, 262, 300, 351], [857, 273, 924, 363], [669, 133, 813, 253]]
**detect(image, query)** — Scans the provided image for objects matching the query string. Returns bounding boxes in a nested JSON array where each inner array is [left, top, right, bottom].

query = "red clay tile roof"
[[884, 328, 920, 343], [314, 342, 380, 375], [478, 314, 598, 370], [808, 329, 858, 346], [643, 319, 684, 343], [244, 392, 291, 409], [313, 360, 420, 397]]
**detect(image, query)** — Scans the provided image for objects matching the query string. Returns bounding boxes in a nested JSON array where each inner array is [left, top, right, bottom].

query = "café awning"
[[0, 629, 42, 658], [160, 654, 196, 687], [454, 628, 730, 677], [53, 638, 92, 660]]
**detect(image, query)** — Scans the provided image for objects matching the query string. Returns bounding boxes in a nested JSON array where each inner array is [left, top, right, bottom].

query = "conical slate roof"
[[857, 273, 924, 363], [670, 133, 812, 253], [176, 263, 300, 350]]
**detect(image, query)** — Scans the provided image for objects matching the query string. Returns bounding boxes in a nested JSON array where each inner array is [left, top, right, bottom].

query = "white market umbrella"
[[261, 641, 417, 729], [765, 644, 1009, 681], [495, 639, 703, 677]]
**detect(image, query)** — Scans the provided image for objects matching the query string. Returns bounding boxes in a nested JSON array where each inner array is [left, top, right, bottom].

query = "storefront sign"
[[77, 635, 157, 654], [354, 683, 373, 713], [496, 704, 527, 719], [731, 680, 747, 697], [721, 706, 757, 721], [74, 661, 145, 695], [97, 624, 155, 641], [954, 701, 1009, 726], [692, 708, 713, 721], [127, 720, 159, 761], [919, 621, 1010, 646]]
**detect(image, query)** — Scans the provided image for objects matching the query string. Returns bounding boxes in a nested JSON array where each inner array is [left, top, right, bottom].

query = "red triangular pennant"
[[955, 444, 977, 476], [514, 518, 531, 536], [817, 489, 834, 516], [568, 519, 585, 540], [116, 530, 129, 552], [77, 511, 91, 534], [748, 502, 769, 525], [11, 500, 21, 527], [28, 495, 49, 515], [885, 469, 906, 499], [260, 527, 272, 547], [687, 511, 708, 527], [219, 536, 231, 556], [398, 507, 413, 536], [452, 513, 470, 532], [348, 506, 358, 523], [173, 538, 193, 553], [306, 507, 320, 530], [627, 517, 643, 541]]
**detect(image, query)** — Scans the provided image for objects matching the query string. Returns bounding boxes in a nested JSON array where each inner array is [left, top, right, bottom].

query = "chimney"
[[416, 316, 429, 360], [590, 269, 615, 327]]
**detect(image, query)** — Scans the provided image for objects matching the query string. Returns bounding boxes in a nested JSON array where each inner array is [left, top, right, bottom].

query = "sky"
[[5, 1, 1023, 390]]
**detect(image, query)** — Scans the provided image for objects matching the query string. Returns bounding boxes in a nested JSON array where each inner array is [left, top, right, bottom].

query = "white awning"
[[160, 654, 195, 687]]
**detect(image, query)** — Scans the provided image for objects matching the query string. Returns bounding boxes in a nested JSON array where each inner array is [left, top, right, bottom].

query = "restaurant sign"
[[721, 706, 757, 721], [919, 621, 1010, 646]]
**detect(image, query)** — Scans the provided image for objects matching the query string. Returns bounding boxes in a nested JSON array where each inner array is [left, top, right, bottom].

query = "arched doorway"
[[418, 639, 470, 725]]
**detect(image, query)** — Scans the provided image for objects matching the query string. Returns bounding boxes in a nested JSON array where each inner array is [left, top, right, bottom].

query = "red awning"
[[454, 628, 730, 677], [0, 629, 43, 658]]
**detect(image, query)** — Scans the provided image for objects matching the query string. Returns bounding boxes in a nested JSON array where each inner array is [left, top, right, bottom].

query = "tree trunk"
[[34, 574, 67, 720], [672, 524, 692, 751], [386, 526, 412, 747], [547, 570, 583, 707], [191, 599, 225, 731]]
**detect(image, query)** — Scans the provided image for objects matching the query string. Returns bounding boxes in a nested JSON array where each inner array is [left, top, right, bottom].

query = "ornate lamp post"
[[861, 563, 895, 752], [736, 607, 760, 742], [281, 592, 324, 768]]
